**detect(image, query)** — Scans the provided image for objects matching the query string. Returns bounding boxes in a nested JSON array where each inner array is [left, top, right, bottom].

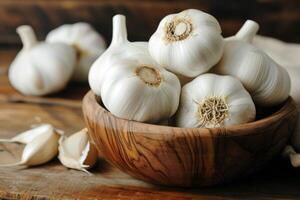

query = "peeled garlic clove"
[[9, 25, 76, 96], [0, 125, 60, 167], [212, 20, 291, 106], [176, 73, 256, 128], [0, 124, 54, 144], [148, 9, 224, 77], [46, 22, 106, 82], [58, 128, 98, 174], [89, 14, 149, 97], [101, 55, 181, 123]]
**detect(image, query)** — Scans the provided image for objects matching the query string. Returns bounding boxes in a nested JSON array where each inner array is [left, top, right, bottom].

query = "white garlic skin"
[[21, 127, 60, 166], [101, 54, 181, 123], [9, 26, 76, 96], [89, 14, 149, 97], [149, 9, 224, 77], [212, 20, 291, 106], [0, 124, 60, 167], [46, 22, 106, 82], [213, 39, 291, 107], [253, 36, 300, 152], [58, 128, 98, 173], [176, 74, 256, 128]]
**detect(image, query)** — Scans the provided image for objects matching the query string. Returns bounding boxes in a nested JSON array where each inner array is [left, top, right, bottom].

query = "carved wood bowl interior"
[[82, 91, 298, 187]]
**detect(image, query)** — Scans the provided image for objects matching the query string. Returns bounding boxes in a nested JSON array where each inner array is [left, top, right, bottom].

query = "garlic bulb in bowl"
[[9, 25, 76, 96], [149, 9, 224, 77], [101, 55, 181, 123], [212, 20, 291, 106], [46, 22, 106, 82], [176, 73, 256, 128], [89, 15, 148, 97]]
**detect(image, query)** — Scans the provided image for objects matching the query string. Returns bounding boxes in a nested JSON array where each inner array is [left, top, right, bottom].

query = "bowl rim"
[[83, 90, 296, 137]]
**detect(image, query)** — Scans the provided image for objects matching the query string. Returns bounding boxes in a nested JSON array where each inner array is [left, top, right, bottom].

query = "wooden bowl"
[[82, 91, 298, 187]]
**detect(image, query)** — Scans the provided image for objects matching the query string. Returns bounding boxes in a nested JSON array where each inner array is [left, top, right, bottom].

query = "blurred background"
[[0, 0, 299, 48]]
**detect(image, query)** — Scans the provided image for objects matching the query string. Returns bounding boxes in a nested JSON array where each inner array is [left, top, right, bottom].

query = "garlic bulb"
[[58, 128, 98, 174], [0, 124, 60, 167], [9, 25, 76, 96], [176, 74, 256, 128], [212, 20, 291, 106], [148, 9, 224, 77], [101, 54, 181, 123], [46, 22, 106, 82], [253, 36, 300, 161], [89, 15, 148, 97]]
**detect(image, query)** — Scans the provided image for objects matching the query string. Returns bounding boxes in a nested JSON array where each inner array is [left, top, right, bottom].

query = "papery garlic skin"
[[212, 20, 291, 106], [0, 124, 60, 167], [101, 55, 181, 123], [21, 127, 60, 166], [89, 15, 149, 97], [0, 124, 54, 144], [9, 25, 76, 96], [176, 74, 256, 128], [58, 128, 98, 173], [46, 23, 106, 82], [149, 9, 224, 77]]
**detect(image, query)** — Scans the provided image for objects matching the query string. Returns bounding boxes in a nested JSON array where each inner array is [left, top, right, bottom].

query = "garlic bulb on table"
[[46, 23, 106, 82], [176, 74, 256, 128], [101, 54, 181, 123], [149, 9, 224, 77], [9, 25, 76, 96], [89, 15, 148, 97], [212, 20, 291, 106]]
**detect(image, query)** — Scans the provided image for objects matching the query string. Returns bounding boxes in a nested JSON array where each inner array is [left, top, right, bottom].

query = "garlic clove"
[[282, 145, 300, 167], [58, 128, 98, 174], [149, 9, 224, 77], [46, 22, 106, 82], [175, 73, 256, 128], [9, 25, 76, 96], [0, 124, 60, 167], [0, 124, 54, 144]]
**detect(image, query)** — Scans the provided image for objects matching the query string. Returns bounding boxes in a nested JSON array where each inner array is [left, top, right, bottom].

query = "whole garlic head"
[[149, 9, 224, 77], [89, 15, 148, 97], [212, 20, 291, 106], [46, 23, 106, 82], [101, 54, 181, 123], [9, 25, 76, 96], [176, 74, 256, 128]]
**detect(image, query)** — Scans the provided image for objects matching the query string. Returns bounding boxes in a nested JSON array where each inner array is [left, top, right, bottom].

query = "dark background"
[[0, 0, 299, 47]]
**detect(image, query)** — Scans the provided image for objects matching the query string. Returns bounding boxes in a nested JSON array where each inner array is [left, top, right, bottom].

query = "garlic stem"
[[111, 15, 128, 46], [17, 25, 38, 50], [235, 20, 259, 43]]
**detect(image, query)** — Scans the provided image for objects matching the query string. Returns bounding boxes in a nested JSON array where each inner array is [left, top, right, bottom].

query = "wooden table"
[[1, 49, 300, 200]]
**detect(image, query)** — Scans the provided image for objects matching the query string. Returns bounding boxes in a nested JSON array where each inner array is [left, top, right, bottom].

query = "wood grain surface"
[[0, 0, 299, 46], [83, 91, 298, 187], [1, 49, 300, 199]]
